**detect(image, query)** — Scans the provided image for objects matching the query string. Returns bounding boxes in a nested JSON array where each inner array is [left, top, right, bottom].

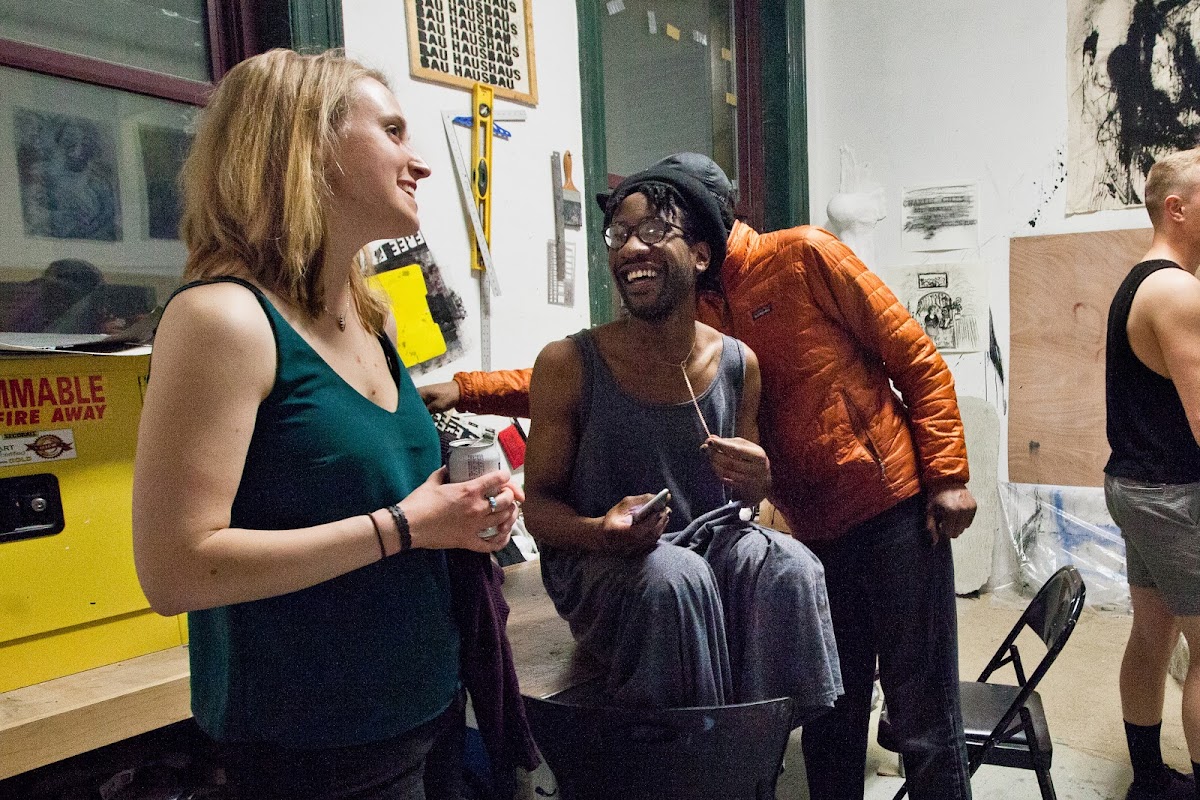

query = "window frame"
[[0, 0, 343, 334], [0, 0, 344, 103]]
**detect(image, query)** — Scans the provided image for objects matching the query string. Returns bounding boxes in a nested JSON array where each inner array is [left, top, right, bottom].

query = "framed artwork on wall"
[[405, 0, 538, 106], [1067, 0, 1200, 213], [13, 108, 122, 241], [139, 125, 192, 240]]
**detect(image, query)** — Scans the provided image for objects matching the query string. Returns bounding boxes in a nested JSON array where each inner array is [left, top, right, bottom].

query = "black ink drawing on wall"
[[901, 184, 978, 252], [915, 288, 968, 351], [1068, 0, 1200, 213], [882, 264, 987, 354], [14, 109, 122, 241]]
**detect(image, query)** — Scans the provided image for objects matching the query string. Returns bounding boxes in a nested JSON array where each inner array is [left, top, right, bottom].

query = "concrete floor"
[[773, 595, 1188, 800]]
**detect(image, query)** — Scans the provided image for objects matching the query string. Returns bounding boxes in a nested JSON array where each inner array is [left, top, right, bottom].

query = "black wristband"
[[387, 503, 412, 552], [367, 513, 387, 561]]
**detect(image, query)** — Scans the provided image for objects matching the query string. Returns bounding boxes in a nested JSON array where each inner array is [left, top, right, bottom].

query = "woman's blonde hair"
[[180, 48, 389, 330]]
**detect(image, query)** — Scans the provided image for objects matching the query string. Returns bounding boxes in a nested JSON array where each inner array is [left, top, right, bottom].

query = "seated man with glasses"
[[520, 164, 842, 717]]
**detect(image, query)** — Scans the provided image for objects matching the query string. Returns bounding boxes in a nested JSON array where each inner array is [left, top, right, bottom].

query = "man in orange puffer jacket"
[[420, 154, 976, 800]]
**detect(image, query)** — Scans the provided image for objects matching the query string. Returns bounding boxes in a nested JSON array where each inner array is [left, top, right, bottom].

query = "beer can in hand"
[[447, 438, 503, 538]]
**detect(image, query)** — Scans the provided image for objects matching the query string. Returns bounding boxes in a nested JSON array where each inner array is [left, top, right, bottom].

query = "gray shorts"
[[1104, 474, 1200, 616]]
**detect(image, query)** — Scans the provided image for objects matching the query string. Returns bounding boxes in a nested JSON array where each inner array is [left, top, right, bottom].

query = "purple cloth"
[[447, 550, 541, 781]]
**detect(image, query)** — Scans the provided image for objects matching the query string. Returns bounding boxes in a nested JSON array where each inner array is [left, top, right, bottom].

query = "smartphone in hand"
[[630, 488, 671, 524]]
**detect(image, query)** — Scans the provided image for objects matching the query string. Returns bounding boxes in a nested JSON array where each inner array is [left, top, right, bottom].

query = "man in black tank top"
[[1104, 148, 1200, 800]]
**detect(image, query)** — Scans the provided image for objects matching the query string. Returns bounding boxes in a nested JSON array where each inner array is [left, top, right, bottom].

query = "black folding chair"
[[878, 565, 1086, 800], [523, 691, 796, 800]]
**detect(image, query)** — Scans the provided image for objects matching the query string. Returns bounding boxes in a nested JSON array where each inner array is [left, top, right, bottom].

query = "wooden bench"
[[0, 558, 590, 780], [499, 559, 599, 699]]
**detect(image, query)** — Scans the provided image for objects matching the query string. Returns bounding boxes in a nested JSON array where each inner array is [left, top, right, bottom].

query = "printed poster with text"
[[406, 0, 538, 105]]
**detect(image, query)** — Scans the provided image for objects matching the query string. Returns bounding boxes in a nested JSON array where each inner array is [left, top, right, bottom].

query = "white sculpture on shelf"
[[826, 145, 886, 269]]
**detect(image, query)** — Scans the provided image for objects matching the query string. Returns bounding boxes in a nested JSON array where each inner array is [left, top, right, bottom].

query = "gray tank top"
[[564, 328, 745, 529]]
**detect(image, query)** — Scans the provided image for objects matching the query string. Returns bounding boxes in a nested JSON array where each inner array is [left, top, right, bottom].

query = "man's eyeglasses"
[[603, 217, 685, 250]]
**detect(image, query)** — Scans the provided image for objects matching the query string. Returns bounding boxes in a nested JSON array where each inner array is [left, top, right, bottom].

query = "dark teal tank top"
[[176, 277, 458, 748]]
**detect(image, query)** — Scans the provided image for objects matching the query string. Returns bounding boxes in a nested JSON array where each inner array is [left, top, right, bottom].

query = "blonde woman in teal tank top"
[[132, 50, 524, 800]]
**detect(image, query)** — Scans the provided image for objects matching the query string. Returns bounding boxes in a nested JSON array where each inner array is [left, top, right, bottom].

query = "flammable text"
[[0, 375, 107, 426]]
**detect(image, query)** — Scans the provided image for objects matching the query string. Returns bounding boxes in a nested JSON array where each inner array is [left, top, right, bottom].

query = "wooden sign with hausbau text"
[[406, 0, 538, 106]]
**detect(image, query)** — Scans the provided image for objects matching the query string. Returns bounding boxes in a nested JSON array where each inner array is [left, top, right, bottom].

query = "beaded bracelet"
[[387, 503, 412, 552]]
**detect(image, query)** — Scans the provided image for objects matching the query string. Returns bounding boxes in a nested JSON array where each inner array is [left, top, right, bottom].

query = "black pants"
[[801, 496, 971, 800], [222, 693, 466, 800]]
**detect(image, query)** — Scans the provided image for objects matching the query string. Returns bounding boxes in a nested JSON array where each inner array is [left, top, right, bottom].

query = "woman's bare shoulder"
[[160, 278, 271, 339], [151, 278, 276, 395]]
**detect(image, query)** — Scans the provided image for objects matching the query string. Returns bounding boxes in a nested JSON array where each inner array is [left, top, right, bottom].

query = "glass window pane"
[[0, 0, 211, 83], [0, 66, 196, 339], [602, 0, 738, 192]]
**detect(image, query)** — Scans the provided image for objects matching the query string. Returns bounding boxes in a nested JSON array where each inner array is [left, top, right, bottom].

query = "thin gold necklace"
[[641, 330, 712, 439], [645, 335, 695, 370], [679, 357, 713, 439]]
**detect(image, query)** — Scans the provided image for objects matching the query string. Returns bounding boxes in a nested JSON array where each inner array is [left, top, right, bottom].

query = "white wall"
[[805, 0, 1150, 480], [343, 0, 590, 379]]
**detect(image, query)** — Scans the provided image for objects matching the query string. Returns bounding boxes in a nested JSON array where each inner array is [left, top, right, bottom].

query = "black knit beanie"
[[603, 165, 728, 271]]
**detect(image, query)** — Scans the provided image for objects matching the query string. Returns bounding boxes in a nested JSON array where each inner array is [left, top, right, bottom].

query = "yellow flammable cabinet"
[[0, 350, 184, 693]]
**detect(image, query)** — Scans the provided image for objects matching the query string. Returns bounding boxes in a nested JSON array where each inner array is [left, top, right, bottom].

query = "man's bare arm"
[[703, 342, 770, 504], [1138, 271, 1200, 446], [522, 339, 666, 553]]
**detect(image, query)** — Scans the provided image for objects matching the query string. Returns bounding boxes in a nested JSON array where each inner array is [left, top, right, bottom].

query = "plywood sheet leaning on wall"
[[1009, 228, 1152, 487]]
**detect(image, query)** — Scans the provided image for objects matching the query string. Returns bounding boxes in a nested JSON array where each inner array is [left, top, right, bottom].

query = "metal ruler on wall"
[[441, 91, 525, 371], [547, 151, 575, 306]]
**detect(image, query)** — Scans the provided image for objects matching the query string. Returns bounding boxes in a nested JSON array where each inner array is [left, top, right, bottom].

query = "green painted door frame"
[[255, 0, 345, 53], [759, 0, 808, 234], [575, 2, 615, 326], [576, 0, 808, 325]]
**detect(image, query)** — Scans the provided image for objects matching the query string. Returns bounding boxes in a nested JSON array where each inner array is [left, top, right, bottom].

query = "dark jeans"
[[222, 692, 466, 800], [801, 495, 971, 800]]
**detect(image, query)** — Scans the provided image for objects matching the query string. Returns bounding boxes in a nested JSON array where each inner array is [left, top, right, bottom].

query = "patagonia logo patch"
[[752, 303, 773, 320]]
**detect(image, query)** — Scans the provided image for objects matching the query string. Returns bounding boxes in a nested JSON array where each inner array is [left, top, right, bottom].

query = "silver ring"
[[487, 495, 498, 513]]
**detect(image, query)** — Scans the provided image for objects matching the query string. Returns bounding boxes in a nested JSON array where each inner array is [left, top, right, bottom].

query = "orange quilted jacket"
[[453, 368, 532, 419], [453, 222, 969, 541], [696, 222, 968, 541]]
